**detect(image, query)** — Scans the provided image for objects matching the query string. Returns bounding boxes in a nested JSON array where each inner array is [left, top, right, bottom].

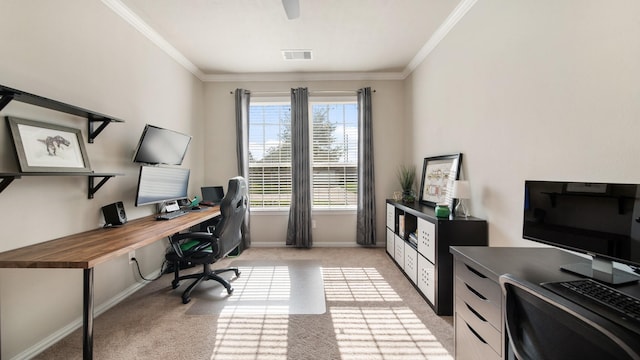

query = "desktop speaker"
[[102, 201, 127, 226]]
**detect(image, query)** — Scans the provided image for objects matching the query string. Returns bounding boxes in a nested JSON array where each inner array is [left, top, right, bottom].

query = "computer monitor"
[[135, 166, 190, 207], [201, 186, 224, 205], [523, 180, 640, 285], [132, 124, 192, 165]]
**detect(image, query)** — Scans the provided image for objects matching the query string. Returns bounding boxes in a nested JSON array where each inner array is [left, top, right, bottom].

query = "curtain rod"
[[230, 89, 375, 95]]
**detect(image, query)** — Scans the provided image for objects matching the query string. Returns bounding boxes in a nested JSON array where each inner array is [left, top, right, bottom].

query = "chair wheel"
[[172, 281, 180, 289], [227, 287, 234, 295], [182, 297, 191, 304]]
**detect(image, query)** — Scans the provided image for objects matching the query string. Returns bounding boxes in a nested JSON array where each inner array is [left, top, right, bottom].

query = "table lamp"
[[451, 180, 470, 218]]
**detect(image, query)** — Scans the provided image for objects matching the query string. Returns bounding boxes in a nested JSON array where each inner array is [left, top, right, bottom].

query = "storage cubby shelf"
[[0, 84, 124, 143], [0, 172, 123, 199]]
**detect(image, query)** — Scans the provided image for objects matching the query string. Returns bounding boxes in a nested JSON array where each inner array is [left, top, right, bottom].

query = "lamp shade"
[[451, 180, 470, 199]]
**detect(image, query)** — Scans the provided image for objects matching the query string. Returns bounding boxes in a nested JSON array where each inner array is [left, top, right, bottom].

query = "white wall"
[[0, 1, 204, 358], [204, 80, 406, 246], [406, 0, 640, 246]]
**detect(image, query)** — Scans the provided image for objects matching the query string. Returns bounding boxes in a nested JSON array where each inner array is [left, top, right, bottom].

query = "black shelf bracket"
[[0, 92, 14, 111], [88, 175, 117, 199], [88, 116, 115, 144], [0, 175, 19, 194]]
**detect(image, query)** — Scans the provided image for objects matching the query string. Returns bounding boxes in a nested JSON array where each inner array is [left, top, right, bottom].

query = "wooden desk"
[[0, 206, 220, 360]]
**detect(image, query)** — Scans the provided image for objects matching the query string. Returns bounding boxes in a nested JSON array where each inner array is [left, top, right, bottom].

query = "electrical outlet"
[[128, 250, 135, 264]]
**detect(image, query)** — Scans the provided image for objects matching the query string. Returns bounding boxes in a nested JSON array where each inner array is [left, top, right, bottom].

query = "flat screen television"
[[132, 124, 192, 165], [523, 180, 640, 285], [135, 165, 190, 207]]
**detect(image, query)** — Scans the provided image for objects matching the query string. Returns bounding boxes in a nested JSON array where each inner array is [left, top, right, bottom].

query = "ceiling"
[[108, 0, 471, 81]]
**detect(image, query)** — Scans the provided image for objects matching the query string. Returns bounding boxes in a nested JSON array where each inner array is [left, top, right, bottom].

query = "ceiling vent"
[[282, 49, 313, 60]]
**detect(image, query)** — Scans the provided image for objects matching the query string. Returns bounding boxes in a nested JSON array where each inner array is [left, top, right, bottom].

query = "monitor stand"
[[562, 256, 640, 286]]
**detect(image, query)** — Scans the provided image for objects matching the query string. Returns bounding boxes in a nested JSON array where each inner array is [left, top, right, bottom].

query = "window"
[[310, 100, 358, 209], [248, 97, 358, 209], [248, 100, 292, 208]]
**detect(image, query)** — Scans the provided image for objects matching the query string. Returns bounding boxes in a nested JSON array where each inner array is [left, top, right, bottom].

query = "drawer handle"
[[465, 283, 488, 301], [465, 302, 487, 322], [464, 264, 488, 279], [465, 322, 488, 344]]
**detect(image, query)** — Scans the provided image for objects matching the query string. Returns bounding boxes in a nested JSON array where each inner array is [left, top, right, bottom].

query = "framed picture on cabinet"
[[419, 153, 462, 208], [6, 116, 91, 173]]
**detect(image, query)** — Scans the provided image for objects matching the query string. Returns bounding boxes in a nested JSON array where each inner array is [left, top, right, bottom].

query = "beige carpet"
[[34, 247, 454, 360]]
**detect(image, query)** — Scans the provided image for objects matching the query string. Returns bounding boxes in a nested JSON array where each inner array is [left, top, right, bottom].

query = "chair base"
[[171, 263, 240, 304]]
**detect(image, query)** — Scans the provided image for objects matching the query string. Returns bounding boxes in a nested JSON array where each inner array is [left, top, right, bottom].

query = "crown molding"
[[101, 0, 205, 80], [403, 0, 478, 77], [103, 0, 477, 83]]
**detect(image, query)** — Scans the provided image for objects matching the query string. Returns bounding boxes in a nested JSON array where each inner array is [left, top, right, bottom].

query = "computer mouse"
[[191, 206, 201, 210]]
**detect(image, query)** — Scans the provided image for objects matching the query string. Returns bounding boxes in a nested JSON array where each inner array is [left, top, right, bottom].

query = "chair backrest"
[[499, 274, 640, 360], [212, 176, 248, 258]]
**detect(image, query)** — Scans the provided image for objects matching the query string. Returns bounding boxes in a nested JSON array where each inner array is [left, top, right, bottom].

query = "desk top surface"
[[0, 206, 220, 269], [451, 246, 640, 298]]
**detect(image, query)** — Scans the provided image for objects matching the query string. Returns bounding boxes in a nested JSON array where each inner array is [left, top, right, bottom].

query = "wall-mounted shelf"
[[0, 172, 123, 199], [0, 84, 124, 143]]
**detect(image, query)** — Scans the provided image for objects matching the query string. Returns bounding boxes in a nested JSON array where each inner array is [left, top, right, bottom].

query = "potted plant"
[[397, 165, 416, 203]]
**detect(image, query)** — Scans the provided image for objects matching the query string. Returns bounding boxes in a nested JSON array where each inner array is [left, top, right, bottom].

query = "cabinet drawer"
[[456, 296, 501, 356], [455, 277, 501, 330], [386, 203, 394, 229], [455, 260, 501, 306], [455, 314, 501, 360], [404, 242, 418, 284], [394, 235, 405, 269], [418, 254, 435, 304], [386, 228, 394, 256], [417, 218, 435, 262]]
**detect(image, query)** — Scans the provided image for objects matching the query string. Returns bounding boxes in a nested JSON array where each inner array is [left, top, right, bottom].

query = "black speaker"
[[102, 201, 127, 226]]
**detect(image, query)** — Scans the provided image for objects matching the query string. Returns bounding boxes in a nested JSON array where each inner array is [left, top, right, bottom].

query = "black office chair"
[[499, 274, 640, 360], [166, 176, 248, 304]]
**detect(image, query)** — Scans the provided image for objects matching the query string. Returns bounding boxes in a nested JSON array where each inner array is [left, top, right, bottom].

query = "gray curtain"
[[356, 87, 376, 246], [234, 88, 251, 249], [286, 87, 313, 248]]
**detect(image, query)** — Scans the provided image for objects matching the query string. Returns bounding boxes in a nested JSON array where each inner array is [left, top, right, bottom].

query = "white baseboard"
[[10, 270, 161, 360], [250, 241, 384, 248]]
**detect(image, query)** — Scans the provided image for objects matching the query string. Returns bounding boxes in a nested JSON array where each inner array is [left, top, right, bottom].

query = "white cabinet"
[[417, 217, 435, 263], [404, 242, 418, 284], [394, 234, 405, 269], [386, 228, 394, 256], [386, 203, 395, 229], [418, 254, 435, 304]]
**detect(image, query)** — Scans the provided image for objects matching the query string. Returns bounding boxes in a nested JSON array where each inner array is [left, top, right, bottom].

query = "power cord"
[[131, 257, 169, 282]]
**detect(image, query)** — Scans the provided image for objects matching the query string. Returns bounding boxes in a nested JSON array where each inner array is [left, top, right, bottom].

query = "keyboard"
[[156, 210, 188, 220], [542, 278, 640, 334]]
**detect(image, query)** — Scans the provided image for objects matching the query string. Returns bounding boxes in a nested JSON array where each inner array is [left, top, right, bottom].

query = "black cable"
[[131, 257, 168, 282]]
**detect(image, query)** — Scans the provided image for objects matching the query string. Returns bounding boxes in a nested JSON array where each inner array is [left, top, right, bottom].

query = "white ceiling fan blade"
[[282, 0, 300, 19]]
